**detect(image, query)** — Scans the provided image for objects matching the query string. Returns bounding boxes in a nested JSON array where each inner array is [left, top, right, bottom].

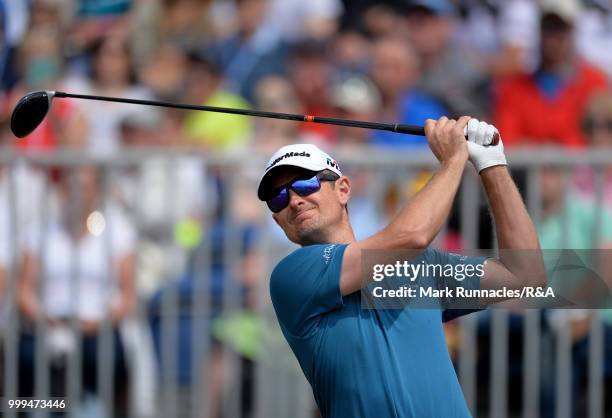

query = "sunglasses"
[[267, 172, 339, 213], [583, 119, 612, 135]]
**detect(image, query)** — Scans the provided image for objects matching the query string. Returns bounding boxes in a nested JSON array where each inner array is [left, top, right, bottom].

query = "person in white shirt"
[[17, 165, 135, 414]]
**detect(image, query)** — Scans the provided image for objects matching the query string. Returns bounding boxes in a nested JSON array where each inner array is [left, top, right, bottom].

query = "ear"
[[336, 176, 351, 206]]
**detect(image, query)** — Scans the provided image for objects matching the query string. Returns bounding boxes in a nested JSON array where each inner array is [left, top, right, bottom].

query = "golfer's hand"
[[424, 116, 470, 165], [465, 119, 507, 173], [464, 118, 498, 146]]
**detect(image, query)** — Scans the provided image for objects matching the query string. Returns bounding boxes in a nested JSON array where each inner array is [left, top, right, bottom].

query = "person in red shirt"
[[494, 1, 608, 148], [4, 28, 87, 152]]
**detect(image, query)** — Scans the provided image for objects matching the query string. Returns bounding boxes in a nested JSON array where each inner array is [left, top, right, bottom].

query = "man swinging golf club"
[[257, 116, 545, 418]]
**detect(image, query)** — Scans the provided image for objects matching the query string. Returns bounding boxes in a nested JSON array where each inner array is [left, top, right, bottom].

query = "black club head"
[[10, 91, 54, 138]]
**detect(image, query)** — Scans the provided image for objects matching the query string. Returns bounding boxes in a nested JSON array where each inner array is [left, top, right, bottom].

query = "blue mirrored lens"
[[292, 176, 321, 197], [267, 188, 289, 212], [266, 175, 322, 212]]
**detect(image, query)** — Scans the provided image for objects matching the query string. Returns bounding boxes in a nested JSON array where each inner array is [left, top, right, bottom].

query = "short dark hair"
[[319, 169, 349, 213], [319, 169, 340, 186]]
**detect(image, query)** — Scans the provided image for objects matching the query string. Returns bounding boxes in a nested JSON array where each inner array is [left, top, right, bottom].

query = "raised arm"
[[340, 116, 471, 296], [466, 127, 546, 305], [479, 166, 546, 296]]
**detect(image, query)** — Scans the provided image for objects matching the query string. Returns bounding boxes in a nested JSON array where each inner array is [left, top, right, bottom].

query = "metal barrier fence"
[[1, 147, 611, 418]]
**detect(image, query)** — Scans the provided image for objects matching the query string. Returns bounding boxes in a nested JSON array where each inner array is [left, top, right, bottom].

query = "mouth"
[[292, 208, 316, 223]]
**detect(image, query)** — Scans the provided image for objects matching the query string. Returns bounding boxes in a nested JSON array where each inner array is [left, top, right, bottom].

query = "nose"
[[287, 189, 305, 209]]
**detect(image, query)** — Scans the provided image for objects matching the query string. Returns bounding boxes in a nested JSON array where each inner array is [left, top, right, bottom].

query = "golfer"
[[257, 116, 544, 418]]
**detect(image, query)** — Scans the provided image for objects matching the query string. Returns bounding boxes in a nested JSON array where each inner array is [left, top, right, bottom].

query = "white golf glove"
[[464, 119, 507, 173]]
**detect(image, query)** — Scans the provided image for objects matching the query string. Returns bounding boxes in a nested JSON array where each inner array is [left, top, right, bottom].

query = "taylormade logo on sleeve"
[[266, 151, 311, 170], [323, 244, 336, 264]]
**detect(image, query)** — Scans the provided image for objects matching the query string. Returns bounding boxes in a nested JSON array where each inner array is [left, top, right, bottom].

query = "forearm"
[[384, 158, 466, 248], [481, 166, 539, 250], [481, 166, 545, 286]]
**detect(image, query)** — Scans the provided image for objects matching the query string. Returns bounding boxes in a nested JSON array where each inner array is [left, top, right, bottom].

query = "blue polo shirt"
[[270, 244, 485, 418]]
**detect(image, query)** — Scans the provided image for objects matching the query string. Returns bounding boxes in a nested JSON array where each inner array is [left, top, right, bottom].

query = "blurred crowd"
[[2, 0, 612, 417], [1, 0, 612, 152]]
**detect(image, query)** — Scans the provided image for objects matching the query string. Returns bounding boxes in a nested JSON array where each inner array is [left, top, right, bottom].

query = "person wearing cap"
[[494, 0, 608, 148], [257, 116, 544, 417], [368, 36, 448, 148], [403, 0, 489, 119]]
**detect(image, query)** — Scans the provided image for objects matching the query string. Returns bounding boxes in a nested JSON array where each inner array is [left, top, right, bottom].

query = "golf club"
[[10, 90, 499, 144]]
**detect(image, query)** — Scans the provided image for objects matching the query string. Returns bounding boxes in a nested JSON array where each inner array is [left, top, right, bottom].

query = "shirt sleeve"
[[425, 249, 487, 322], [270, 244, 347, 337]]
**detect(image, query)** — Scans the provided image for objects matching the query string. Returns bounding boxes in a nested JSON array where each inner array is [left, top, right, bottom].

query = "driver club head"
[[10, 90, 55, 138]]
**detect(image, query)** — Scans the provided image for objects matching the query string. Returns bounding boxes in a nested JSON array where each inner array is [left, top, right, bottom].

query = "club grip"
[[395, 123, 500, 145], [394, 124, 426, 136]]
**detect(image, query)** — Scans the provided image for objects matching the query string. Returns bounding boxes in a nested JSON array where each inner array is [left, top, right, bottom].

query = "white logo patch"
[[322, 245, 336, 264]]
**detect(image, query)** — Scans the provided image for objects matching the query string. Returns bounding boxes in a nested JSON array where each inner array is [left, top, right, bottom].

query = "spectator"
[[251, 75, 309, 152], [494, 0, 608, 148], [17, 165, 135, 415], [182, 53, 252, 152], [63, 33, 151, 155], [139, 43, 191, 102], [131, 0, 215, 68], [6, 27, 87, 152], [455, 0, 540, 76], [403, 0, 490, 118], [0, 146, 49, 256], [536, 163, 612, 417], [351, 2, 407, 38], [115, 109, 209, 295], [287, 39, 338, 144], [0, 128, 50, 400], [64, 0, 132, 63], [538, 165, 612, 250], [207, 0, 286, 102], [330, 75, 381, 144], [0, 0, 28, 93], [576, 0, 612, 79], [369, 36, 447, 147], [264, 0, 343, 41], [332, 30, 372, 75], [575, 92, 612, 207], [28, 0, 73, 31]]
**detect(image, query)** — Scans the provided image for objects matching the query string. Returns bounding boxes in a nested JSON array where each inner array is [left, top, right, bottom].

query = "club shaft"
[[54, 91, 425, 136]]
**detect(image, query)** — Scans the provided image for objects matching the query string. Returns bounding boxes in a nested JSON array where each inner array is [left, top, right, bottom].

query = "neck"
[[325, 222, 356, 245], [298, 215, 357, 246], [540, 58, 574, 75]]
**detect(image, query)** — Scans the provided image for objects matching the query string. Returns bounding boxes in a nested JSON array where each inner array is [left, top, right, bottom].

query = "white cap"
[[257, 143, 342, 200], [540, 0, 582, 24], [331, 77, 381, 115]]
